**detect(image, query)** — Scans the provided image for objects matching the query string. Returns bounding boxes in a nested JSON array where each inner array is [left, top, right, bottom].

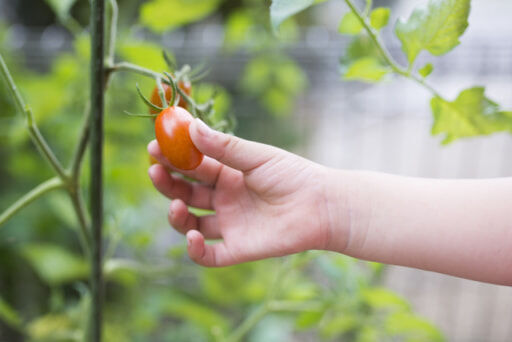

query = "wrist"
[[322, 169, 370, 256]]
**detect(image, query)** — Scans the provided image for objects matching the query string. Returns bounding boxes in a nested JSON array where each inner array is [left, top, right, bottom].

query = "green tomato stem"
[[344, 0, 442, 98], [225, 305, 268, 342], [109, 62, 208, 121], [88, 0, 106, 339], [0, 177, 64, 227], [0, 54, 69, 181], [105, 0, 118, 67]]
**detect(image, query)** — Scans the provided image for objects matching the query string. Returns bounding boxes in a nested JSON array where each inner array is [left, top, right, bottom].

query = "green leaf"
[[241, 55, 307, 117], [344, 35, 381, 60], [140, 0, 221, 33], [338, 12, 363, 35], [28, 314, 78, 341], [193, 83, 232, 124], [370, 8, 390, 30], [120, 41, 169, 72], [356, 325, 381, 342], [419, 63, 434, 78], [44, 0, 77, 20], [163, 294, 230, 334], [0, 296, 22, 329], [430, 87, 512, 144], [200, 263, 270, 305], [361, 287, 410, 311], [295, 310, 323, 329], [320, 314, 358, 339], [344, 57, 390, 82], [20, 243, 88, 285], [386, 312, 445, 342], [270, 0, 325, 33], [104, 258, 142, 287], [249, 315, 294, 342], [340, 35, 385, 76], [395, 0, 470, 64], [224, 10, 255, 49]]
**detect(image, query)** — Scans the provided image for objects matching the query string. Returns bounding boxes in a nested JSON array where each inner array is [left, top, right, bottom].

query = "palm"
[[210, 155, 328, 262]]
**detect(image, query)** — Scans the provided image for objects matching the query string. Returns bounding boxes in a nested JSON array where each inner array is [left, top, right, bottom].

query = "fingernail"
[[147, 139, 158, 153], [186, 236, 192, 247], [148, 164, 157, 178], [194, 118, 213, 137]]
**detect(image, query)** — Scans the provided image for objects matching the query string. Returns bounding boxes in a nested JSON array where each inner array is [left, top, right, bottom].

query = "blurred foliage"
[[140, 0, 222, 33], [241, 54, 307, 117], [431, 87, 512, 144], [0, 0, 446, 341]]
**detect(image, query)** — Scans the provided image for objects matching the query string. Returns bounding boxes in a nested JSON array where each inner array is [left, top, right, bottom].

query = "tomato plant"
[[1, 0, 510, 341], [154, 106, 203, 170]]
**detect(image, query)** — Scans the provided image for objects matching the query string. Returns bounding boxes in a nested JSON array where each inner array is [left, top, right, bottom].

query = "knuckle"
[[218, 136, 239, 163]]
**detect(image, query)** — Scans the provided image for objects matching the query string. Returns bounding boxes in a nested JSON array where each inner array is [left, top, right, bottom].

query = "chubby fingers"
[[186, 230, 238, 267], [168, 199, 221, 240], [148, 140, 223, 185], [148, 163, 213, 209], [189, 119, 280, 173]]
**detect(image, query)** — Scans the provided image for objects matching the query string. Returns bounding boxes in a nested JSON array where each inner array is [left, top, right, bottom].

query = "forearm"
[[326, 170, 512, 285]]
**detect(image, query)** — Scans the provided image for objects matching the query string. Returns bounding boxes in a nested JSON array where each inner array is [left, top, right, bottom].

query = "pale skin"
[[148, 118, 512, 286]]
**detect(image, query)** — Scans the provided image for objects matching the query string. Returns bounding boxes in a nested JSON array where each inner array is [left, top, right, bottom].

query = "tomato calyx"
[[126, 51, 231, 132]]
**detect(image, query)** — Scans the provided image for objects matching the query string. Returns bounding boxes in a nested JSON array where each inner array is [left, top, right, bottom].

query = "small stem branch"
[[410, 73, 442, 98], [344, 0, 443, 98], [0, 177, 64, 227], [69, 190, 91, 256], [108, 62, 204, 118], [225, 259, 293, 342], [61, 16, 83, 36], [105, 0, 118, 67], [71, 103, 91, 179], [267, 300, 323, 312], [225, 305, 268, 342], [0, 54, 69, 181], [108, 61, 162, 79], [344, 0, 405, 75], [28, 123, 69, 180], [89, 0, 106, 340], [364, 0, 373, 16]]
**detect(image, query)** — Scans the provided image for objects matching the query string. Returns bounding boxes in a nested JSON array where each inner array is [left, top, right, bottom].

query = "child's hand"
[[148, 119, 339, 267]]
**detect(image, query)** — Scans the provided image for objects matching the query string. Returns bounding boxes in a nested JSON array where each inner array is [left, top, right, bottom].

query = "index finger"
[[148, 139, 224, 185]]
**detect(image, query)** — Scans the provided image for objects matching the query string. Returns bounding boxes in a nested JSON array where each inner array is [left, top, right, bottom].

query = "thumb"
[[189, 118, 278, 172]]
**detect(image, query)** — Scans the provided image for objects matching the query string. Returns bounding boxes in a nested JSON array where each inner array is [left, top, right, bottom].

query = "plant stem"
[[410, 73, 442, 98], [364, 0, 373, 16], [225, 259, 292, 342], [1, 47, 92, 256], [89, 0, 106, 340], [0, 54, 69, 181], [343, 0, 442, 98], [69, 190, 92, 256], [109, 61, 162, 79], [105, 0, 118, 67], [107, 62, 197, 114], [61, 16, 83, 36], [71, 103, 91, 179], [267, 300, 323, 312], [225, 305, 268, 342], [0, 177, 64, 227], [344, 0, 406, 75]]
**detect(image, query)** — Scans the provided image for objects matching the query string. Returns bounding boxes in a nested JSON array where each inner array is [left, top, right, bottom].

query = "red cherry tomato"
[[149, 80, 192, 114], [154, 107, 203, 170]]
